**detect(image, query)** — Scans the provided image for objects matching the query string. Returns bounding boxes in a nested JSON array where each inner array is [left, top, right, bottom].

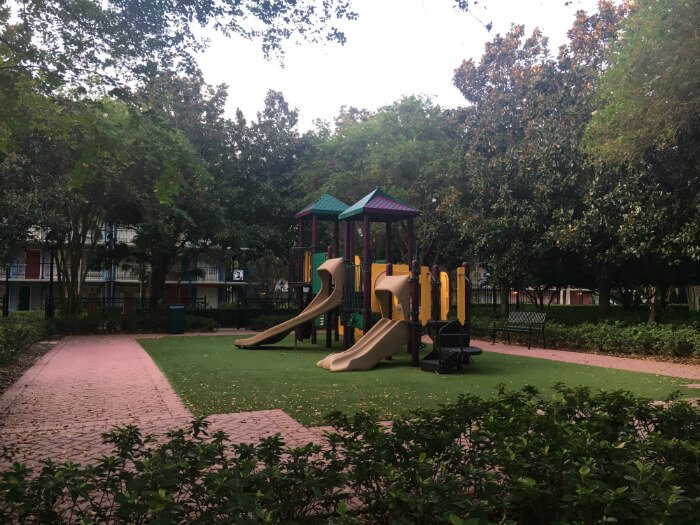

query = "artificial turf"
[[140, 334, 694, 426]]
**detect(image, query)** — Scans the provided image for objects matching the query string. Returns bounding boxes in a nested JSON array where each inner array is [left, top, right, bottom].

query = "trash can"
[[167, 304, 186, 334]]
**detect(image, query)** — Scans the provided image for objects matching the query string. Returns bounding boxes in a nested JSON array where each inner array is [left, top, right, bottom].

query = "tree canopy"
[[584, 0, 700, 163]]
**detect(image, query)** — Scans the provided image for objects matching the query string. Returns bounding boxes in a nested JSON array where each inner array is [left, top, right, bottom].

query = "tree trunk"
[[687, 285, 700, 312], [596, 264, 611, 318], [647, 284, 668, 324], [499, 280, 510, 317], [148, 256, 171, 311]]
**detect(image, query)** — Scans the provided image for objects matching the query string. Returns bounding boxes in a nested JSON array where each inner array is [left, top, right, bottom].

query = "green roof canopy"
[[294, 193, 349, 220]]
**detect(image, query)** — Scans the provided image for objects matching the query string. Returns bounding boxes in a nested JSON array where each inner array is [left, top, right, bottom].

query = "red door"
[[178, 286, 189, 305], [26, 250, 40, 279]]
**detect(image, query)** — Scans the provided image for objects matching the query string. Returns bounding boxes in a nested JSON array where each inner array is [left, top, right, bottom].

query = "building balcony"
[[2, 263, 228, 284]]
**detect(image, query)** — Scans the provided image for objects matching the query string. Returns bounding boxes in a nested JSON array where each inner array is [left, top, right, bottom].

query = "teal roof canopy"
[[294, 193, 349, 220]]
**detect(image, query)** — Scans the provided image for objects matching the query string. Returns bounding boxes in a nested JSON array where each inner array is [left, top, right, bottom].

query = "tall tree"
[[582, 0, 700, 320], [452, 26, 584, 312], [297, 96, 462, 266], [584, 0, 699, 164], [1, 0, 357, 89]]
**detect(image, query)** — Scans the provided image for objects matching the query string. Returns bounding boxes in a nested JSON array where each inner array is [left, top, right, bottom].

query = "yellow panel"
[[440, 271, 450, 320], [419, 266, 430, 326], [303, 251, 312, 283], [457, 267, 465, 325], [371, 263, 383, 312]]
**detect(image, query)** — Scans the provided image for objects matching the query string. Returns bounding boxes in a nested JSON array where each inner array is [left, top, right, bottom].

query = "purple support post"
[[334, 220, 340, 259], [431, 264, 441, 321], [296, 219, 305, 341], [406, 217, 414, 265], [311, 215, 318, 344], [409, 259, 421, 366], [326, 245, 334, 348], [386, 262, 393, 320], [343, 221, 351, 350], [334, 222, 340, 342], [362, 214, 372, 335], [385, 222, 392, 263]]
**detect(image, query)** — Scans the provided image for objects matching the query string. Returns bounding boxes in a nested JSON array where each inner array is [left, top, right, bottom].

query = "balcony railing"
[[3, 262, 227, 283], [164, 266, 223, 283]]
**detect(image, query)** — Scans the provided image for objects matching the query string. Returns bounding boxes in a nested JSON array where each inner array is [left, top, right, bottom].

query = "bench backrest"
[[506, 311, 546, 326]]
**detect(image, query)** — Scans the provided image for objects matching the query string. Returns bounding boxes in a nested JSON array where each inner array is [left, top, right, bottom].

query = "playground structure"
[[234, 188, 482, 372]]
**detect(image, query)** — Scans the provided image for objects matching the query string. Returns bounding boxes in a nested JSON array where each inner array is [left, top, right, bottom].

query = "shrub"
[[0, 312, 49, 364], [121, 311, 168, 333], [184, 314, 218, 332], [250, 312, 295, 330], [473, 314, 700, 357], [2, 386, 699, 524]]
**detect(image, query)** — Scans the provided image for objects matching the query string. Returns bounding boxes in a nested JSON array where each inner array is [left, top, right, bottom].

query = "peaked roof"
[[294, 193, 349, 219], [338, 188, 419, 221]]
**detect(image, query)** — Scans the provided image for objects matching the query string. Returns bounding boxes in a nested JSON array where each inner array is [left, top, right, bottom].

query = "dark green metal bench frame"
[[491, 311, 547, 349]]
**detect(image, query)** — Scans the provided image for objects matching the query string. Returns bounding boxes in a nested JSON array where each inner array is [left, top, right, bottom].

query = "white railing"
[[2, 264, 27, 279], [115, 228, 137, 244], [115, 266, 140, 281], [196, 266, 220, 282], [85, 270, 108, 281]]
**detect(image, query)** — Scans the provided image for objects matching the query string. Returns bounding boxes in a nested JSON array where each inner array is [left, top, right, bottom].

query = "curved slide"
[[316, 318, 409, 372], [317, 273, 411, 372], [235, 257, 344, 348]]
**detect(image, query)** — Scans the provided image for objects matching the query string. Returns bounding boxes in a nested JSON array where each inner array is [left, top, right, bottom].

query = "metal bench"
[[491, 311, 547, 349]]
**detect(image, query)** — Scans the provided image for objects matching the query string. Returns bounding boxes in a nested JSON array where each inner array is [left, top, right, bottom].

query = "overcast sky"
[[197, 0, 602, 131]]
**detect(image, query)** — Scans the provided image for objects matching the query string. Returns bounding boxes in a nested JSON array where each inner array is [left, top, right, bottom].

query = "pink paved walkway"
[[471, 338, 700, 381], [0, 336, 321, 469]]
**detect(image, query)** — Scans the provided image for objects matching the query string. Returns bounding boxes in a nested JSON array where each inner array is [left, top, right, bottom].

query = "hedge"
[[0, 311, 51, 364], [2, 385, 698, 524], [472, 314, 700, 357]]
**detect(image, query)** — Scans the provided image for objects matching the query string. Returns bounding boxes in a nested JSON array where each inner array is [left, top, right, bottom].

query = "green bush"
[[250, 312, 296, 330], [190, 308, 251, 328], [121, 311, 168, 333], [184, 314, 218, 332], [472, 313, 700, 357], [0, 311, 49, 364], [2, 386, 699, 524]]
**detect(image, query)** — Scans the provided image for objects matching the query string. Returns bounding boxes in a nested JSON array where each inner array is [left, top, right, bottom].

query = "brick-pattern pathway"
[[472, 338, 700, 380], [0, 336, 321, 469]]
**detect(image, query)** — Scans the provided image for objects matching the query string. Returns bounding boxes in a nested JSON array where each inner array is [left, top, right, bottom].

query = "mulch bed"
[[0, 341, 57, 396]]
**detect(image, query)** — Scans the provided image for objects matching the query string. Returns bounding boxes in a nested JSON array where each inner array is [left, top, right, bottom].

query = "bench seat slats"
[[492, 311, 547, 348]]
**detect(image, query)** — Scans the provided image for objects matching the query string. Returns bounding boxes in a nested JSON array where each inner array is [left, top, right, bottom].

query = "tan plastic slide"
[[317, 273, 410, 372], [234, 257, 344, 348]]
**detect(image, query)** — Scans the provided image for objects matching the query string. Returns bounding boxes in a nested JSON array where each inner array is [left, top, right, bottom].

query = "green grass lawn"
[[140, 335, 694, 426]]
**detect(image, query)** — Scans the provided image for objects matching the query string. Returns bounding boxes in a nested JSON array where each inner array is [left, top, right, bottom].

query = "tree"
[[296, 96, 462, 266], [546, 1, 628, 317], [1, 0, 357, 89], [452, 25, 586, 313], [225, 91, 309, 269], [582, 0, 700, 321], [584, 0, 700, 164]]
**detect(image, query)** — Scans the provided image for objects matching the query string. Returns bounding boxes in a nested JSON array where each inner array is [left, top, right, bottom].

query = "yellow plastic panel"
[[441, 271, 450, 320], [303, 251, 312, 283], [457, 266, 465, 325]]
